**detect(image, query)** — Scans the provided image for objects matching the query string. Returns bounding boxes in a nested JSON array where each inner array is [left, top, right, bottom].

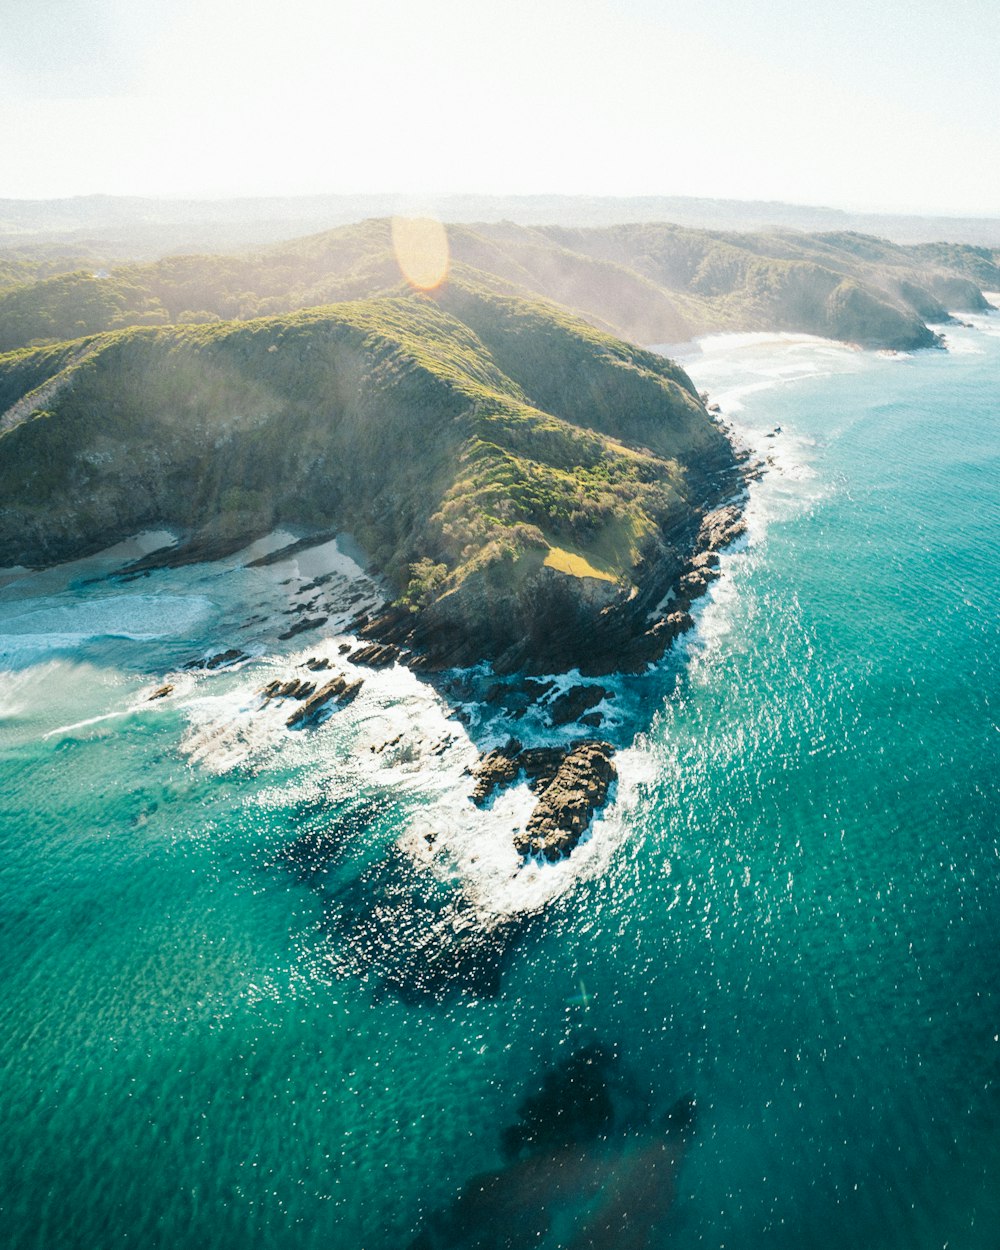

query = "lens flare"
[[391, 216, 449, 290]]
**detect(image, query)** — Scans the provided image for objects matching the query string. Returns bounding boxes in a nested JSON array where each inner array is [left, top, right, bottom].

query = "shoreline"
[[12, 321, 909, 998]]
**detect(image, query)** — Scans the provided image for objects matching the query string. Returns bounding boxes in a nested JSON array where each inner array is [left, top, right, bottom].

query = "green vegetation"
[[4, 216, 992, 664], [0, 219, 996, 357], [538, 224, 998, 347], [0, 281, 736, 669]]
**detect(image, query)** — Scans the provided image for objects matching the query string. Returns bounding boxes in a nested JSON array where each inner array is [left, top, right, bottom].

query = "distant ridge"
[[2, 193, 1000, 258], [1, 217, 996, 356]]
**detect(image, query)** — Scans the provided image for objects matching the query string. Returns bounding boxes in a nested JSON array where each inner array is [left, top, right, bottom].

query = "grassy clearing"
[[543, 546, 616, 581]]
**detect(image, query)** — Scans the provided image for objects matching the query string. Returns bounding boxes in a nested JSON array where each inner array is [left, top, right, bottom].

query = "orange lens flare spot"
[[391, 216, 449, 291]]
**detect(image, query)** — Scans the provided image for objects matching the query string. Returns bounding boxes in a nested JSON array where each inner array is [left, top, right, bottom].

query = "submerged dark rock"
[[277, 615, 328, 640], [323, 846, 529, 1001], [409, 1042, 698, 1249], [484, 676, 557, 712], [500, 1043, 618, 1161], [547, 683, 611, 727], [183, 648, 249, 671]]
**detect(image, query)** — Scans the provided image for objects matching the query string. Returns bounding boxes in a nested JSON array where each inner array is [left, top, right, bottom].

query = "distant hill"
[[0, 282, 738, 673], [3, 192, 1000, 257], [0, 218, 996, 356]]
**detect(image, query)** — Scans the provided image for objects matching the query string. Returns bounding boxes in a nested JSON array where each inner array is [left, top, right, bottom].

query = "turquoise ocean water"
[[1, 313, 998, 1248]]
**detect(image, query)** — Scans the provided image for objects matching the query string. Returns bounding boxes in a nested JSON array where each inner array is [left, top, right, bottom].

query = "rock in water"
[[547, 684, 610, 727], [349, 642, 400, 668], [277, 615, 328, 641], [285, 674, 363, 728], [183, 648, 249, 671], [696, 505, 746, 555], [260, 677, 317, 702], [471, 738, 524, 806], [514, 741, 617, 861], [471, 739, 617, 857]]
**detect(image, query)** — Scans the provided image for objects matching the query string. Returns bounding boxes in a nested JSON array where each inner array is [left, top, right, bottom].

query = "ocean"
[[1, 310, 998, 1249]]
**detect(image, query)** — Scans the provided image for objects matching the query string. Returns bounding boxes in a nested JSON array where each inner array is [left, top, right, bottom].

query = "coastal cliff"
[[0, 282, 743, 674]]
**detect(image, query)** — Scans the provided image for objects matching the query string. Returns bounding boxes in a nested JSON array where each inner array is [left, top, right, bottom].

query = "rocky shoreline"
[[352, 454, 754, 866], [12, 448, 755, 1002], [470, 737, 618, 860], [345, 458, 754, 680], [140, 433, 756, 877]]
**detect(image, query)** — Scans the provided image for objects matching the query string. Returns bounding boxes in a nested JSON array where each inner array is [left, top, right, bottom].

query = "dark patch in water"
[[409, 1044, 698, 1248], [324, 846, 529, 1001], [501, 1042, 617, 1160], [269, 803, 530, 1000], [268, 794, 396, 886]]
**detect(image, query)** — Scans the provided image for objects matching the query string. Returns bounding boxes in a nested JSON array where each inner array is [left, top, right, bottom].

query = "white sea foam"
[[42, 708, 135, 739], [940, 332, 986, 356], [957, 300, 1000, 340], [0, 592, 214, 665], [174, 622, 647, 916], [169, 329, 875, 919], [400, 751, 645, 917], [0, 658, 145, 746], [6, 331, 894, 920]]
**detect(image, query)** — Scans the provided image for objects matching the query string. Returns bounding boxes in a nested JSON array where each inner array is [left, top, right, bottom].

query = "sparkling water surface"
[[1, 316, 998, 1249]]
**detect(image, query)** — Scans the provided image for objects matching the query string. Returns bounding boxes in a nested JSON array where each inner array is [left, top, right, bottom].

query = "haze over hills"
[[2, 193, 1000, 261], [1, 217, 997, 358]]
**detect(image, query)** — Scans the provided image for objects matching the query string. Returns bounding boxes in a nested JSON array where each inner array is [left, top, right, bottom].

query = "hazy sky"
[[2, 0, 999, 212]]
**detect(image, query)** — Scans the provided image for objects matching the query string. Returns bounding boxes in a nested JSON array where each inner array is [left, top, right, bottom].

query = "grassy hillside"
[[537, 224, 997, 346], [0, 282, 738, 672], [1, 219, 996, 357]]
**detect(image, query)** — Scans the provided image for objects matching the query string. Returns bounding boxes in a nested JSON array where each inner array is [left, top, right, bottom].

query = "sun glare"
[[391, 216, 450, 290]]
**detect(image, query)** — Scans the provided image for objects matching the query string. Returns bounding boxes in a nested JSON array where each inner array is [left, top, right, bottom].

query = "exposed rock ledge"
[[471, 738, 617, 861]]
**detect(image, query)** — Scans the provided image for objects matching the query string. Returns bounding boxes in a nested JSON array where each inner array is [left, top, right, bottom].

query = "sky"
[[1, 0, 999, 213]]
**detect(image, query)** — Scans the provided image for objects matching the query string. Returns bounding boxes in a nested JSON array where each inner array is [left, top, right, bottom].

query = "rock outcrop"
[[285, 674, 363, 728], [182, 648, 249, 671], [471, 737, 617, 861], [513, 741, 617, 861], [547, 684, 611, 727]]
